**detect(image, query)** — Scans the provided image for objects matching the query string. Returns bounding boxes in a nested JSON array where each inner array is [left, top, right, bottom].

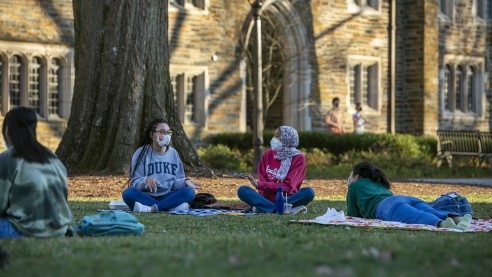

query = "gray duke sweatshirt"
[[130, 145, 187, 197]]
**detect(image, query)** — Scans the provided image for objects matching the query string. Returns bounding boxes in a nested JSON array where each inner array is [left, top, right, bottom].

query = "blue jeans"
[[0, 218, 23, 239], [375, 195, 453, 226], [122, 187, 195, 211], [237, 186, 315, 213]]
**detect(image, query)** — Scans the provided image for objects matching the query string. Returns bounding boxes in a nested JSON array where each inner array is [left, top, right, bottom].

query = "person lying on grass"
[[238, 126, 315, 214], [346, 161, 471, 230], [0, 107, 72, 238], [122, 119, 201, 213]]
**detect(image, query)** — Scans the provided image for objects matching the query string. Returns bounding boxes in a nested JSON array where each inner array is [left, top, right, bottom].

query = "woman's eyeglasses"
[[154, 130, 172, 135]]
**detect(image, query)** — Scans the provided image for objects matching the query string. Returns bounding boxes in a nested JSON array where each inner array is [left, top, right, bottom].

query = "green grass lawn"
[[2, 197, 492, 277]]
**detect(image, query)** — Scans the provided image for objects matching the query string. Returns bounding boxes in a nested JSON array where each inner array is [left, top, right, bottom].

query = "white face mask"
[[154, 134, 171, 147], [270, 137, 283, 151]]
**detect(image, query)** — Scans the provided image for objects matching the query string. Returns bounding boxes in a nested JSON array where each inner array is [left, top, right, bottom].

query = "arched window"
[[9, 55, 22, 109], [467, 66, 477, 113], [443, 65, 451, 111], [455, 65, 463, 112], [29, 57, 42, 115], [48, 58, 62, 116]]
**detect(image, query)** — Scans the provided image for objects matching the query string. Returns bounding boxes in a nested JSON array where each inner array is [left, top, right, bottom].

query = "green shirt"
[[346, 178, 393, 218], [0, 150, 73, 237]]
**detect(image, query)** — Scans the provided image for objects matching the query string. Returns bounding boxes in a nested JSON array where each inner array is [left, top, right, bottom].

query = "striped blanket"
[[291, 216, 492, 232]]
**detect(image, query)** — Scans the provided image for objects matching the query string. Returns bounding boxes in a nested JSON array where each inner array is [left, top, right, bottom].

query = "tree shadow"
[[39, 0, 74, 44]]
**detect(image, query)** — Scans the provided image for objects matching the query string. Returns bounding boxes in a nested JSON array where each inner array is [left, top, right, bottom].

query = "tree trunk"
[[56, 0, 205, 174]]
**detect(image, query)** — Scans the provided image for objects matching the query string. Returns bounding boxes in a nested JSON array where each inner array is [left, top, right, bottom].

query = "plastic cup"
[[284, 204, 293, 214]]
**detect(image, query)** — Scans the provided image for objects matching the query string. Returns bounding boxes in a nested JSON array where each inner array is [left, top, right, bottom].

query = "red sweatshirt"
[[257, 149, 306, 202]]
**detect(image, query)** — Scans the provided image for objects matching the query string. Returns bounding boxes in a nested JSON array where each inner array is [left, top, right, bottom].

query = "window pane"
[[444, 65, 451, 111], [9, 55, 22, 109], [185, 75, 196, 122], [350, 64, 362, 105], [467, 67, 476, 113], [29, 57, 41, 115], [367, 64, 378, 109], [476, 0, 484, 18], [362, 65, 368, 106], [349, 65, 355, 105], [367, 0, 379, 10], [171, 75, 178, 104], [48, 59, 61, 116], [456, 66, 463, 111], [439, 0, 446, 14], [489, 0, 492, 19]]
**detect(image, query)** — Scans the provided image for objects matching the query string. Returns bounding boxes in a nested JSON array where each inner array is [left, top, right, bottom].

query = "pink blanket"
[[291, 216, 492, 232]]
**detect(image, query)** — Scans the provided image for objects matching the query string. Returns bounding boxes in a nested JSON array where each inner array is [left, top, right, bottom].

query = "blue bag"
[[76, 211, 144, 237], [429, 192, 473, 216]]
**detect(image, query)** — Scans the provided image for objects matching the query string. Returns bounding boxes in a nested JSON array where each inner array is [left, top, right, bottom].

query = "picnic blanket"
[[98, 208, 256, 216], [291, 216, 492, 233], [168, 208, 256, 216]]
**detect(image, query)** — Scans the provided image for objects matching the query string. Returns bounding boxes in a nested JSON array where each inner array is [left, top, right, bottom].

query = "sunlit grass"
[[2, 198, 491, 277]]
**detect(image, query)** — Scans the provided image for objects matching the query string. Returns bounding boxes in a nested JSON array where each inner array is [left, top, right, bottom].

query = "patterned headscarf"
[[274, 126, 302, 180]]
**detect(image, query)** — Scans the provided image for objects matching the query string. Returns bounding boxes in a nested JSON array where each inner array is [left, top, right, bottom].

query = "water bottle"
[[275, 186, 284, 215]]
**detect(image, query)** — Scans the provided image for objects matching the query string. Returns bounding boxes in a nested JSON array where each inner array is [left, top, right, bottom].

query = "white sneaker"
[[252, 206, 267, 213], [290, 205, 307, 215], [133, 202, 152, 213], [169, 202, 189, 211]]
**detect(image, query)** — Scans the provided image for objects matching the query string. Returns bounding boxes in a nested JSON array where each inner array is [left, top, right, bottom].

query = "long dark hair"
[[2, 107, 55, 164], [352, 161, 391, 189], [128, 119, 167, 181]]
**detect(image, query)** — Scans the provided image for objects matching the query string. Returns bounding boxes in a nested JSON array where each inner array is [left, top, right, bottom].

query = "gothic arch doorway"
[[241, 0, 312, 131]]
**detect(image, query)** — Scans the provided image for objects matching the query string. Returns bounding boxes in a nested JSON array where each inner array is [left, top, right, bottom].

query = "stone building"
[[0, 0, 490, 151]]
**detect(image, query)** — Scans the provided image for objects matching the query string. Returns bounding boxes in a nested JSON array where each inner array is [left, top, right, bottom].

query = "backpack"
[[189, 193, 217, 209], [429, 192, 473, 216], [76, 211, 144, 237]]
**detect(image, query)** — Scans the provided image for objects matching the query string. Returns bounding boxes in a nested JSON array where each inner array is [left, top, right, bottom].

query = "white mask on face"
[[270, 137, 283, 151], [154, 134, 171, 147]]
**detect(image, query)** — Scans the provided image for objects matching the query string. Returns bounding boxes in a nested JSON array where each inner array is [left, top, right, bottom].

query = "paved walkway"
[[406, 178, 492, 187]]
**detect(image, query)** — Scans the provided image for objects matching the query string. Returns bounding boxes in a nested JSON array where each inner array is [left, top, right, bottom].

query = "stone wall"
[[0, 0, 73, 44], [0, 0, 491, 149], [437, 0, 491, 131], [168, 1, 250, 138], [311, 0, 390, 133], [395, 0, 425, 135]]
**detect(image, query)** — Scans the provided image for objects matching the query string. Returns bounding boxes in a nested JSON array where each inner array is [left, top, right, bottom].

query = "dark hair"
[[332, 97, 340, 104], [128, 119, 168, 182], [352, 161, 391, 189], [2, 107, 55, 163], [355, 102, 362, 111]]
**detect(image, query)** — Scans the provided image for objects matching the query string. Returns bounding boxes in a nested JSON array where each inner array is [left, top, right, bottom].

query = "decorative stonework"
[[0, 0, 490, 149]]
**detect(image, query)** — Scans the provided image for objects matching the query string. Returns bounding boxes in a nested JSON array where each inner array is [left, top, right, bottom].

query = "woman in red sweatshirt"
[[238, 126, 315, 214]]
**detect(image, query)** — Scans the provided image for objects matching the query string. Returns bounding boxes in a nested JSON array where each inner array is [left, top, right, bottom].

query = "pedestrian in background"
[[352, 102, 367, 134], [325, 97, 344, 134]]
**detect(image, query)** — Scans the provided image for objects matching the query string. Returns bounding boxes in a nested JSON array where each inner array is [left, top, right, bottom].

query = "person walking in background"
[[352, 102, 367, 134], [346, 161, 472, 230], [238, 126, 315, 214], [0, 107, 72, 238], [122, 119, 201, 213], [325, 97, 344, 134]]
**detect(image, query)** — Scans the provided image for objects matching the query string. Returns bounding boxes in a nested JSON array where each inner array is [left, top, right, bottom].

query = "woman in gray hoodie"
[[122, 119, 201, 213]]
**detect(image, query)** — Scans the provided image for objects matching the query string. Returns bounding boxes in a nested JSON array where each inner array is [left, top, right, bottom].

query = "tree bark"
[[57, 0, 205, 174]]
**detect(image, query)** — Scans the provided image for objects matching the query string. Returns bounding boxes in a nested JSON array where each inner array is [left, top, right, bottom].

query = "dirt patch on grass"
[[68, 175, 492, 199]]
